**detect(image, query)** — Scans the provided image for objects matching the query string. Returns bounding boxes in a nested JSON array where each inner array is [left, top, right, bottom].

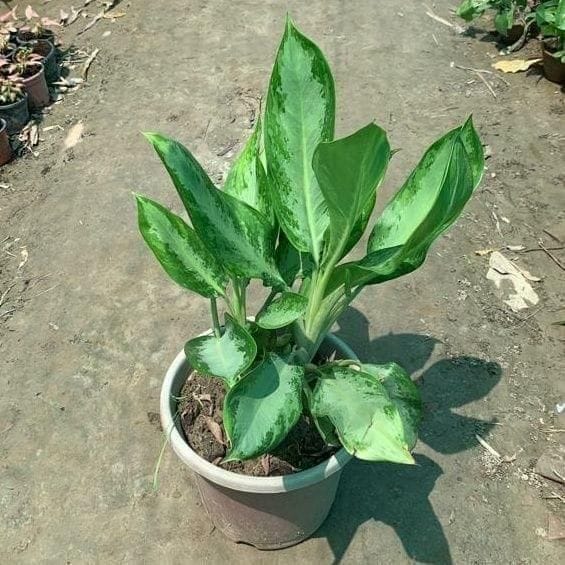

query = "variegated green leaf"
[[265, 16, 335, 263], [144, 132, 285, 288], [224, 117, 273, 224], [313, 123, 390, 263], [255, 291, 308, 329], [223, 354, 303, 461], [361, 363, 422, 450], [184, 314, 257, 388], [135, 195, 227, 298], [275, 233, 313, 285], [326, 118, 483, 294], [310, 366, 415, 464]]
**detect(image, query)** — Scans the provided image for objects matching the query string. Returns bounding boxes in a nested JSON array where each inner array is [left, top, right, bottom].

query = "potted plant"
[[457, 0, 532, 43], [16, 5, 60, 45], [0, 26, 16, 57], [0, 117, 12, 165], [7, 47, 50, 109], [135, 18, 484, 549], [535, 0, 565, 83], [0, 76, 28, 133], [26, 38, 58, 83]]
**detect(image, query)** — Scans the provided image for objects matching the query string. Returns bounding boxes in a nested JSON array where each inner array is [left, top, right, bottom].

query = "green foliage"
[[456, 0, 529, 36], [136, 17, 484, 465], [536, 0, 565, 59]]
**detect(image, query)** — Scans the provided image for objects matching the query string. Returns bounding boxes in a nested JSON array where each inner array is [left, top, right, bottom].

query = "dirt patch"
[[178, 370, 337, 477]]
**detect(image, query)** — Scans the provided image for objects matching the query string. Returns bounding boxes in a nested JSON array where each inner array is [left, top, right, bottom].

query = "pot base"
[[196, 472, 341, 549]]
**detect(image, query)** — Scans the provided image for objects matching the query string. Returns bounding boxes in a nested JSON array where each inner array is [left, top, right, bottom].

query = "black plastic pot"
[[0, 93, 29, 134], [0, 118, 12, 165], [542, 42, 565, 84], [26, 39, 59, 83], [16, 28, 55, 46], [500, 23, 524, 45]]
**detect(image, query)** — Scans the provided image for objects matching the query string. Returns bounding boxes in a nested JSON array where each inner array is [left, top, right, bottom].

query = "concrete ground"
[[1, 0, 564, 563]]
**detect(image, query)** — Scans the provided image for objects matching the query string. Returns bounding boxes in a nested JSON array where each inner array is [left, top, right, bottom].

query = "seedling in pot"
[[135, 17, 484, 467], [17, 5, 60, 43], [0, 76, 24, 104], [7, 47, 43, 78]]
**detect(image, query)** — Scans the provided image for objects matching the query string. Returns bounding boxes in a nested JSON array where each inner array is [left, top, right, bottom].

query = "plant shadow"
[[313, 307, 502, 564]]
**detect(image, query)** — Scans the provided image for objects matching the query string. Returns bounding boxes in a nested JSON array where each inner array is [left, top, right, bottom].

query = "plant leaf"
[[310, 366, 415, 464], [326, 118, 483, 294], [223, 354, 304, 461], [275, 232, 313, 285], [456, 0, 490, 21], [265, 16, 335, 263], [184, 314, 257, 388], [144, 132, 284, 288], [135, 195, 227, 298], [494, 6, 514, 35], [224, 117, 273, 224], [361, 363, 422, 450], [255, 291, 309, 329], [313, 123, 390, 262]]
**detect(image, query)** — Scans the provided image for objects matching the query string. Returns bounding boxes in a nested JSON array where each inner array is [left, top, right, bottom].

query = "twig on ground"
[[476, 434, 501, 459], [0, 282, 16, 307], [543, 229, 562, 243], [538, 240, 565, 271], [0, 308, 16, 318], [81, 48, 100, 81], [475, 70, 497, 98], [24, 284, 60, 300], [500, 20, 534, 55], [424, 4, 466, 33]]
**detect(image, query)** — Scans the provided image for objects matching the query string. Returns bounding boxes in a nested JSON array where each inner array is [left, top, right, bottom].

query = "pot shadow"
[[313, 308, 502, 564]]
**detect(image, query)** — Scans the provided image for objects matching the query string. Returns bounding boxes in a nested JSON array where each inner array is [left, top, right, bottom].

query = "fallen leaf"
[[475, 248, 497, 256], [507, 244, 526, 252], [25, 6, 39, 20], [102, 11, 126, 19], [64, 122, 84, 149], [18, 248, 28, 270], [492, 59, 541, 73], [486, 251, 540, 312], [81, 48, 100, 80], [204, 416, 224, 445]]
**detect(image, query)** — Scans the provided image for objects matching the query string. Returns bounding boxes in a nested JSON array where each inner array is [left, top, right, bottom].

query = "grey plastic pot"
[[160, 332, 356, 550]]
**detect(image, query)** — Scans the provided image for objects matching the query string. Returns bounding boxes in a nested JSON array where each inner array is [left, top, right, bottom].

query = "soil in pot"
[[16, 29, 55, 45], [28, 39, 59, 83], [542, 43, 565, 84], [0, 118, 12, 165], [21, 64, 50, 109], [179, 371, 338, 477], [0, 93, 29, 134]]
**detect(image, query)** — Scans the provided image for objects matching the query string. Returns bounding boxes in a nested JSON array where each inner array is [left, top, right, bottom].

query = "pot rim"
[[0, 117, 6, 133], [0, 92, 28, 109], [21, 62, 44, 83], [160, 332, 356, 494]]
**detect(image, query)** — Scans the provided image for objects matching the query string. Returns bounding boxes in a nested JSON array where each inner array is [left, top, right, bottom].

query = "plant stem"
[[210, 297, 221, 338]]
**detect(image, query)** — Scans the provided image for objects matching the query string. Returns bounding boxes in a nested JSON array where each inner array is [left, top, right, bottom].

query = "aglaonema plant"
[[135, 17, 484, 466]]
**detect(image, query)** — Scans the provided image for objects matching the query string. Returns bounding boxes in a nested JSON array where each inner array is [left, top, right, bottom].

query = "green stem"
[[210, 297, 221, 338]]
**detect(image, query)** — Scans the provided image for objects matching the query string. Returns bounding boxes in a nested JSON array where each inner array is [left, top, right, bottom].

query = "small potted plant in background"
[[457, 0, 533, 44], [0, 26, 16, 57], [535, 0, 565, 83], [135, 17, 484, 549], [0, 76, 28, 133], [0, 116, 12, 165], [7, 47, 50, 109], [16, 5, 60, 45]]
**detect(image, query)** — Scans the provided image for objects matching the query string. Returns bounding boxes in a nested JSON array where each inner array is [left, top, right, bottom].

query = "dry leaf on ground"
[[486, 251, 540, 312], [64, 122, 84, 149], [492, 59, 541, 73]]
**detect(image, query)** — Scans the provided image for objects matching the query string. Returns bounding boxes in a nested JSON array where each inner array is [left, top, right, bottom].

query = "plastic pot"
[[542, 43, 565, 85], [21, 64, 50, 109], [16, 29, 55, 45], [28, 39, 59, 83], [160, 332, 356, 549], [500, 23, 524, 45], [0, 93, 29, 134], [0, 118, 12, 165]]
